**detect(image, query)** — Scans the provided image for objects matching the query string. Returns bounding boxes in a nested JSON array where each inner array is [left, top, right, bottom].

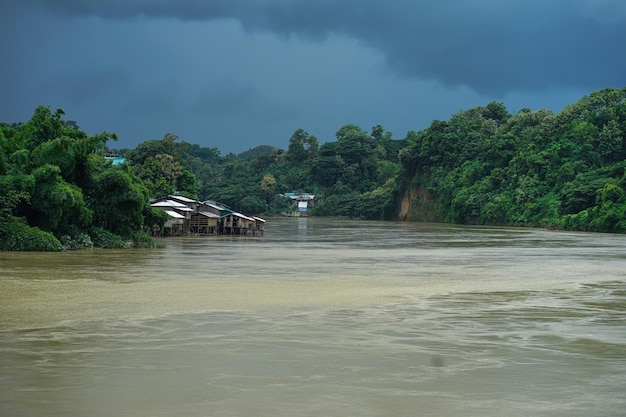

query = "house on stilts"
[[150, 196, 265, 236]]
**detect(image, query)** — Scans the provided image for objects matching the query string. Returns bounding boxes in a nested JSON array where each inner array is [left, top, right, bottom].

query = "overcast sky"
[[2, 1, 625, 154]]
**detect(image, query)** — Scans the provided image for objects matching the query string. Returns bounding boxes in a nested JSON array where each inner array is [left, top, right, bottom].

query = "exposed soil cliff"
[[397, 173, 444, 222]]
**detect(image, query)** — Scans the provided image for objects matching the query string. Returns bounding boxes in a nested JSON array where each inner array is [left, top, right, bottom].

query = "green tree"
[[91, 166, 151, 238], [260, 173, 277, 205], [287, 129, 309, 163], [125, 139, 168, 165], [27, 164, 92, 235], [176, 167, 198, 198], [0, 106, 161, 249]]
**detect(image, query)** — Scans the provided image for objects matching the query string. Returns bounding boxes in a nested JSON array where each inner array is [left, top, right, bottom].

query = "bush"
[[89, 227, 130, 249], [60, 233, 94, 250], [0, 217, 63, 251], [130, 230, 162, 249], [559, 210, 590, 231]]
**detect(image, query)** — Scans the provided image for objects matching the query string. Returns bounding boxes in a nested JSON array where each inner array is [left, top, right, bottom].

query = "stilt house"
[[151, 196, 265, 236]]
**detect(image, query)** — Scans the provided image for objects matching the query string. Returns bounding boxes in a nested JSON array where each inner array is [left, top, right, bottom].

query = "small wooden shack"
[[168, 195, 199, 212], [162, 210, 185, 236], [189, 211, 220, 234], [150, 196, 265, 237], [221, 211, 256, 235], [252, 217, 266, 235], [151, 198, 193, 235], [200, 201, 226, 216]]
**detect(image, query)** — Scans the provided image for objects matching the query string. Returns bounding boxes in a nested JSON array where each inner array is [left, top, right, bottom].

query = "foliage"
[[60, 233, 94, 250], [88, 227, 130, 249], [125, 134, 200, 200], [90, 166, 151, 237], [0, 217, 64, 251], [138, 122, 406, 219], [3, 87, 625, 253], [0, 106, 157, 251], [397, 88, 626, 232], [130, 230, 163, 249]]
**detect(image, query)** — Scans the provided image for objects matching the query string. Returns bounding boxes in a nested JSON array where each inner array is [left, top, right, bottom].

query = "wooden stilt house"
[[252, 217, 266, 235], [221, 210, 256, 235], [151, 196, 265, 237], [151, 198, 193, 235], [189, 203, 221, 234]]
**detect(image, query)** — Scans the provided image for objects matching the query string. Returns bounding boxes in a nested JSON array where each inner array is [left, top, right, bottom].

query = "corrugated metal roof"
[[253, 216, 266, 222], [169, 195, 196, 203], [152, 200, 186, 208], [283, 193, 314, 200], [204, 203, 224, 210], [196, 212, 220, 219], [229, 212, 256, 221], [165, 210, 185, 219]]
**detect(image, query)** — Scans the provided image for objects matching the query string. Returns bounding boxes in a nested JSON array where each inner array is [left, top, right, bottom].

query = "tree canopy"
[[3, 88, 625, 250], [0, 106, 159, 250], [397, 88, 626, 232]]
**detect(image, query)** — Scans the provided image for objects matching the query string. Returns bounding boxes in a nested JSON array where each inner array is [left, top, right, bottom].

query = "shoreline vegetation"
[[1, 87, 625, 251]]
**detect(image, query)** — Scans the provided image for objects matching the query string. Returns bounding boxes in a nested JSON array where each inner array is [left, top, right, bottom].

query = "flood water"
[[1, 218, 625, 417]]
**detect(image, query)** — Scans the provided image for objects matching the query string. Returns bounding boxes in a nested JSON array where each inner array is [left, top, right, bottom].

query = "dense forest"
[[398, 87, 626, 231], [1, 87, 625, 250], [0, 107, 166, 250]]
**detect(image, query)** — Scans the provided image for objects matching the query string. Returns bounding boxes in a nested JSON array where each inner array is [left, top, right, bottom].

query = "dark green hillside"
[[397, 87, 626, 232]]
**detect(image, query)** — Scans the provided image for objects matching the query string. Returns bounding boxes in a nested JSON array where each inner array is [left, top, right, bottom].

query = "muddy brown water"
[[1, 218, 625, 416]]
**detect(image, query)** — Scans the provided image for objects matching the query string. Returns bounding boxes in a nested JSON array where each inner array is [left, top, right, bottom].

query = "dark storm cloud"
[[191, 81, 298, 122], [40, 67, 131, 105], [26, 0, 626, 96], [3, 1, 624, 153], [192, 80, 257, 116]]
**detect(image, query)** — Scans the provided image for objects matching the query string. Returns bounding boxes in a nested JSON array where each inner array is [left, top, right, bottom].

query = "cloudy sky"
[[2, 1, 625, 154]]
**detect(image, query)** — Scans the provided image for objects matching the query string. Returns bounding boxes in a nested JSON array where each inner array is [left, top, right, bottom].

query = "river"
[[1, 218, 625, 417]]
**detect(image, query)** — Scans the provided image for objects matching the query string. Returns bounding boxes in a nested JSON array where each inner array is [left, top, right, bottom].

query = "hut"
[[150, 196, 265, 237], [282, 192, 315, 217], [200, 201, 227, 216], [221, 211, 256, 235], [167, 195, 199, 212], [189, 211, 221, 234], [252, 217, 266, 235], [150, 198, 193, 235], [162, 210, 185, 236]]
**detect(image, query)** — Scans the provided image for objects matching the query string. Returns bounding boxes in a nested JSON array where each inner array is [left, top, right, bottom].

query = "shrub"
[[60, 233, 94, 250], [0, 217, 63, 251], [89, 227, 130, 249], [130, 230, 162, 249]]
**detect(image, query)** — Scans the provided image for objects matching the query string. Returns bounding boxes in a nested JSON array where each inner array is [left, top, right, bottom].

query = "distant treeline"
[[2, 87, 625, 250]]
